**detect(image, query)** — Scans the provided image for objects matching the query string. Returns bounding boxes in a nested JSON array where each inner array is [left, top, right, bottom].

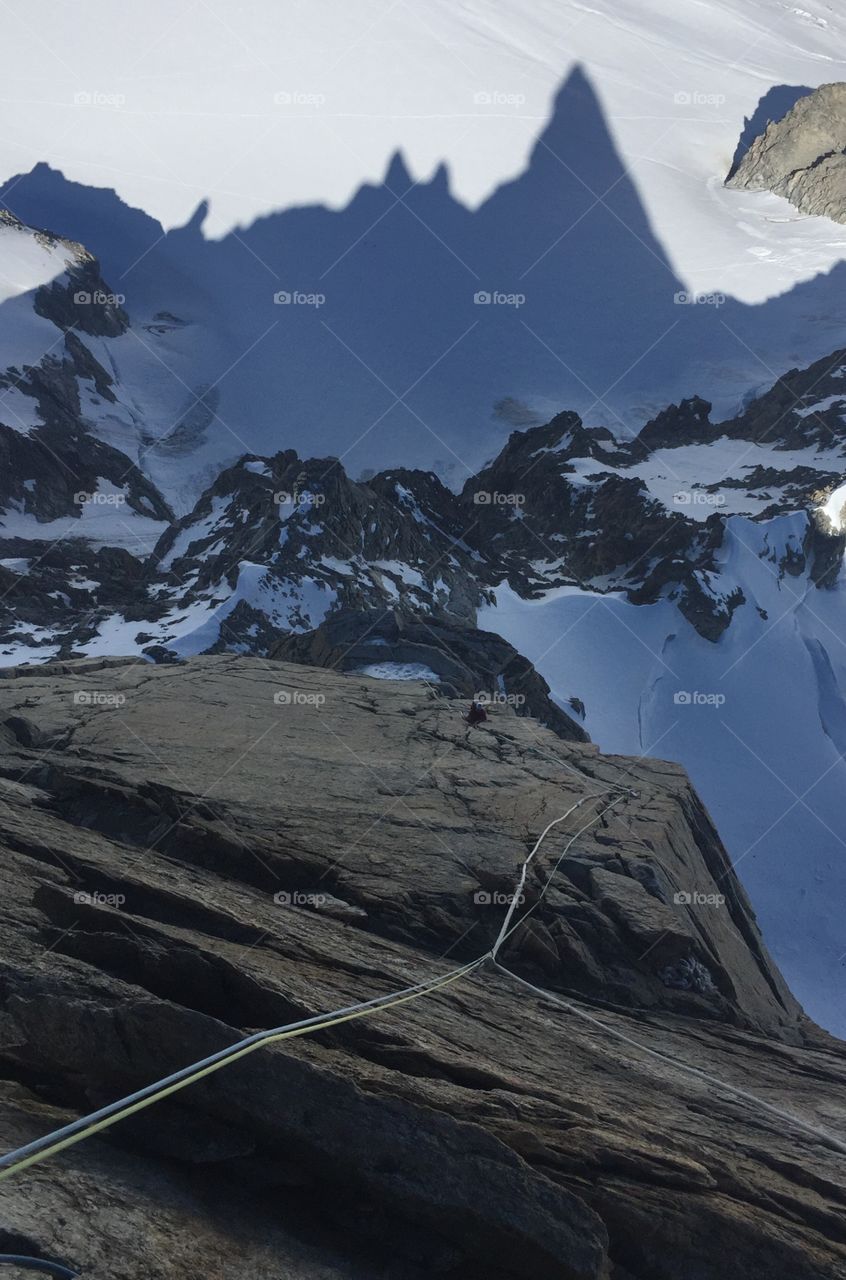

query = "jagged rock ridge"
[[2, 343, 846, 663]]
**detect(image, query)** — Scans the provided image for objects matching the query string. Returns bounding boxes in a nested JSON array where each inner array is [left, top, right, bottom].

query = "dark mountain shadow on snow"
[[1, 65, 845, 486], [728, 83, 815, 178]]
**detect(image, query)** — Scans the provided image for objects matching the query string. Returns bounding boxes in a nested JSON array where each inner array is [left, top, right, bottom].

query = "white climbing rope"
[[1, 779, 843, 1182]]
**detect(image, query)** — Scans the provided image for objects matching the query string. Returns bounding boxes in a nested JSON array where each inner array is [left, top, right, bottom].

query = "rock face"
[[0, 656, 844, 1279], [727, 83, 846, 224]]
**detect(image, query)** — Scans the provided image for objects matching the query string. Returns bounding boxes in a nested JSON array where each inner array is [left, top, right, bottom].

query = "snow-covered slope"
[[1, 1, 845, 492], [0, 212, 239, 517]]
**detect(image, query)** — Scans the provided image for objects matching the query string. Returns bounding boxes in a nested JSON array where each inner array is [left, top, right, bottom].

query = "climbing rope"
[[1, 782, 843, 1186], [491, 960, 846, 1158], [0, 957, 485, 1182], [0, 792, 608, 1182], [0, 1257, 78, 1278]]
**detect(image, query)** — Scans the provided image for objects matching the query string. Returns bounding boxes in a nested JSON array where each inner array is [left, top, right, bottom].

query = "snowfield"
[[2, 0, 843, 303], [355, 662, 442, 682]]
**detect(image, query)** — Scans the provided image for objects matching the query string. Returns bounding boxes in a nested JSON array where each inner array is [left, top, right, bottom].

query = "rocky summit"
[[0, 655, 843, 1279]]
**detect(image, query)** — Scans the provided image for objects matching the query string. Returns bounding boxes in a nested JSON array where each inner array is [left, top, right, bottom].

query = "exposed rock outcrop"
[[727, 83, 846, 225], [0, 656, 843, 1279]]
